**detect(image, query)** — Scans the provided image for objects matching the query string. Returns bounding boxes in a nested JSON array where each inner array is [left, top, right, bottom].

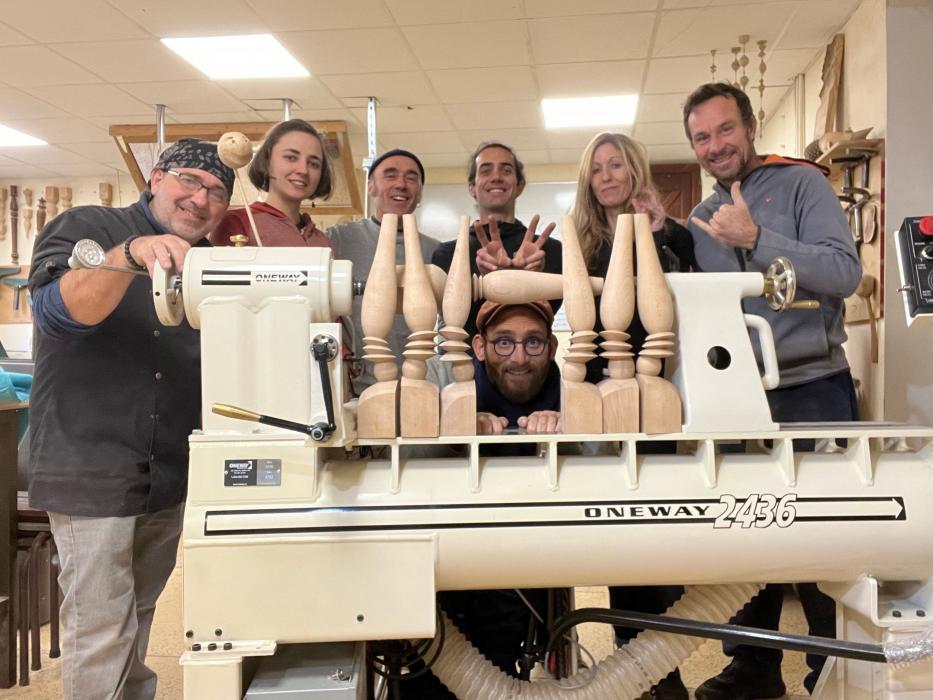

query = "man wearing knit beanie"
[[27, 138, 232, 700]]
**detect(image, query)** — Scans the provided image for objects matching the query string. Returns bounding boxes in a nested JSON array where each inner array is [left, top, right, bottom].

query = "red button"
[[920, 216, 933, 236]]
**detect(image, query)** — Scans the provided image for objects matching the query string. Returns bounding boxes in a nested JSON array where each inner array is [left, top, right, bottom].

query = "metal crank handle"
[[68, 238, 149, 276], [212, 403, 326, 439]]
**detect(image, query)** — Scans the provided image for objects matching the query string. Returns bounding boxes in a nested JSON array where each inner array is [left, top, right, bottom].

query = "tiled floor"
[[2, 571, 812, 699]]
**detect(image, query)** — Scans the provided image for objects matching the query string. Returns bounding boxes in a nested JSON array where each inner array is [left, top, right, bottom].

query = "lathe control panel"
[[895, 215, 933, 324]]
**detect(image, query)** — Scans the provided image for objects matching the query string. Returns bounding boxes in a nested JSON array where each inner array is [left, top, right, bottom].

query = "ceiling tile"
[[760, 48, 821, 85], [280, 28, 419, 75], [638, 93, 688, 123], [428, 66, 537, 104], [117, 81, 246, 114], [62, 141, 124, 162], [217, 77, 342, 108], [633, 121, 686, 144], [1, 0, 149, 43], [548, 148, 586, 164], [167, 111, 263, 123], [351, 104, 453, 133], [446, 100, 541, 131], [41, 162, 121, 177], [546, 129, 604, 150], [0, 146, 93, 165], [321, 72, 438, 107], [528, 14, 655, 64], [524, 0, 659, 16], [644, 56, 716, 94], [0, 89, 66, 120], [402, 21, 531, 69], [0, 46, 101, 86], [536, 61, 645, 98], [645, 144, 696, 162], [779, 1, 859, 49], [385, 0, 523, 25], [88, 114, 178, 130], [458, 128, 548, 152], [0, 164, 57, 178], [380, 131, 465, 154], [247, 0, 394, 30], [25, 85, 151, 118], [3, 117, 109, 143], [654, 5, 799, 58], [108, 0, 268, 36], [52, 39, 203, 83], [290, 107, 360, 125], [516, 149, 552, 165], [0, 22, 33, 46], [663, 0, 792, 7]]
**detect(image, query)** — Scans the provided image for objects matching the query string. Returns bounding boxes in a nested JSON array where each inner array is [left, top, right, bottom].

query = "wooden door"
[[650, 163, 701, 222]]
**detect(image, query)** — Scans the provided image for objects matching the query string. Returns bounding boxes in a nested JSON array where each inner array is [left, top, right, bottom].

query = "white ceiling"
[[0, 0, 860, 178]]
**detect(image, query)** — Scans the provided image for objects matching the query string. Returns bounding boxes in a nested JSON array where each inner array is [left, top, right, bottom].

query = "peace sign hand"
[[474, 218, 512, 274], [690, 181, 760, 249], [510, 214, 555, 271]]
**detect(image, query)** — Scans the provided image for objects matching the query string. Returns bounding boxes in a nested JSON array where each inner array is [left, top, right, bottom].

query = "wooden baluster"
[[598, 214, 639, 433], [634, 212, 682, 433], [0, 188, 6, 241], [439, 216, 476, 435], [357, 214, 401, 438], [22, 189, 32, 239], [45, 187, 59, 220], [60, 187, 72, 211], [9, 186, 18, 266], [99, 183, 113, 207], [399, 214, 439, 437], [36, 197, 46, 234], [560, 215, 602, 434]]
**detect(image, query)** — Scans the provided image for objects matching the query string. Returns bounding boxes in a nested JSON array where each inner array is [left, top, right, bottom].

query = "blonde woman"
[[571, 132, 694, 700]]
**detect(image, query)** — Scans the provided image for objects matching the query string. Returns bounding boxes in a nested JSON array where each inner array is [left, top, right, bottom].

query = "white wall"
[[883, 0, 933, 424]]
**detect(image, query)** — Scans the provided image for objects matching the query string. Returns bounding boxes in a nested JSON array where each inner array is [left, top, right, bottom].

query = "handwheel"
[[764, 256, 797, 311], [152, 261, 184, 326]]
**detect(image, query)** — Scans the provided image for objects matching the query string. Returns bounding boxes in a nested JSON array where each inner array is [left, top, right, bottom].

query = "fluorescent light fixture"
[[542, 94, 639, 129], [0, 124, 46, 147], [161, 34, 309, 80]]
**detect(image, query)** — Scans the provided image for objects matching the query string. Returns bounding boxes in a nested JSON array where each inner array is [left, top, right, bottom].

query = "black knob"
[[921, 243, 933, 260]]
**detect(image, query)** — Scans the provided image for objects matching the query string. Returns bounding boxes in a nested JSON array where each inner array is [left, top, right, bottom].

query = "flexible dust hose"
[[429, 583, 760, 700], [884, 628, 933, 666]]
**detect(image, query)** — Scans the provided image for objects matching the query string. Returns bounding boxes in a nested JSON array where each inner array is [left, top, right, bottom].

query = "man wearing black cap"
[[328, 148, 439, 397], [28, 138, 233, 700]]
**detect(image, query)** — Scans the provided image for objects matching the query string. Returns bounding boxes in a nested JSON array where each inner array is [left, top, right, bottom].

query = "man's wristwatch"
[[124, 235, 147, 271]]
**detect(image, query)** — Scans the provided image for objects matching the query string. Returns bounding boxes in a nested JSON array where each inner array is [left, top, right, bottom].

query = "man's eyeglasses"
[[487, 336, 547, 357], [166, 170, 229, 205]]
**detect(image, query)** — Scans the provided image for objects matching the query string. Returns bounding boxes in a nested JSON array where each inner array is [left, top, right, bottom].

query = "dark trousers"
[[725, 370, 858, 692]]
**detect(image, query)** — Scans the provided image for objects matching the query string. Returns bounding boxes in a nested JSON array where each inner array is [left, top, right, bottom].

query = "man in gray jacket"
[[684, 82, 861, 700], [327, 149, 438, 397]]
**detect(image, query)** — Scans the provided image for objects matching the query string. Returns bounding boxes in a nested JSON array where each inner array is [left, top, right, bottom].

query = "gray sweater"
[[688, 159, 861, 387], [327, 217, 439, 396]]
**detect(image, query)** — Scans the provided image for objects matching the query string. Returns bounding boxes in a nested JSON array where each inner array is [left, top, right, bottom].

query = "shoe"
[[638, 668, 689, 700], [694, 658, 786, 700]]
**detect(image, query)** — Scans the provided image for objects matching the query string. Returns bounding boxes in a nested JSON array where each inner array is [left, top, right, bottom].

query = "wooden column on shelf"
[[357, 214, 401, 439], [8, 187, 17, 266], [598, 214, 639, 433], [0, 189, 6, 241], [60, 187, 72, 211], [45, 187, 59, 220], [439, 216, 476, 435], [36, 197, 46, 234], [560, 215, 602, 434], [634, 213, 682, 434], [399, 214, 439, 437], [21, 189, 32, 239], [99, 182, 113, 207]]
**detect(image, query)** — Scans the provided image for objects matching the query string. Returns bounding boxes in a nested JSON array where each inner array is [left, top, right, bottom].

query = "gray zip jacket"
[[688, 158, 861, 387]]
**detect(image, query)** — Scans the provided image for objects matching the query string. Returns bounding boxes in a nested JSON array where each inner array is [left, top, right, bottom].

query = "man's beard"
[[488, 361, 550, 404]]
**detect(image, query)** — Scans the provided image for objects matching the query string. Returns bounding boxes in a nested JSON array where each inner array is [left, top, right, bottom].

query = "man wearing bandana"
[[28, 139, 234, 700]]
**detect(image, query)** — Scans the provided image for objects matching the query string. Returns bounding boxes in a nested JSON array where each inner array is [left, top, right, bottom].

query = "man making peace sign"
[[432, 141, 562, 338]]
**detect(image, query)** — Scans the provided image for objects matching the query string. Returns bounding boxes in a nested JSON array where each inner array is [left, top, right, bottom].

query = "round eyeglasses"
[[167, 170, 229, 205], [488, 336, 547, 357]]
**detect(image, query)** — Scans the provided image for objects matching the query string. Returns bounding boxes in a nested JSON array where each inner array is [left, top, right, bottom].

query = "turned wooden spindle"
[[598, 213, 639, 433], [99, 182, 113, 207], [45, 186, 59, 220], [218, 131, 263, 246], [358, 214, 401, 438], [439, 216, 476, 435], [633, 212, 681, 433], [22, 189, 33, 239], [560, 214, 603, 434], [60, 187, 72, 211], [400, 214, 439, 437], [9, 186, 18, 265], [0, 189, 7, 241], [36, 197, 46, 233]]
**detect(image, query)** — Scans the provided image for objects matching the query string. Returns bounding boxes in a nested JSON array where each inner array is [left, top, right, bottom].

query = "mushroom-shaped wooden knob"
[[217, 132, 253, 169]]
